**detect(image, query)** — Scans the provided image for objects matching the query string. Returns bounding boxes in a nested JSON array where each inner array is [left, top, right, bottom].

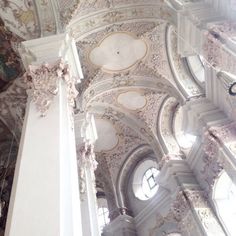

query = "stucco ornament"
[[204, 122, 236, 157], [171, 190, 225, 236], [78, 140, 98, 198], [203, 28, 236, 75], [24, 59, 78, 117], [158, 154, 182, 169]]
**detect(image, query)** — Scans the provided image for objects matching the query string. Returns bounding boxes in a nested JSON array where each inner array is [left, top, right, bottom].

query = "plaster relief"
[[117, 91, 146, 110], [89, 32, 147, 72], [94, 118, 119, 152]]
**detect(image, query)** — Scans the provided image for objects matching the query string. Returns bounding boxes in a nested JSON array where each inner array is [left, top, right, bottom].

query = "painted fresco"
[[0, 18, 22, 92]]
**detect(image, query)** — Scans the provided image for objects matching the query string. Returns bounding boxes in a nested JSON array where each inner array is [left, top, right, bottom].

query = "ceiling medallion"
[[94, 118, 119, 152], [117, 91, 147, 110], [89, 32, 148, 73]]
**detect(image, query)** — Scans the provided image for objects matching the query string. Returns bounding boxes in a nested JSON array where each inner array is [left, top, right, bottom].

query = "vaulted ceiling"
[[0, 0, 204, 224]]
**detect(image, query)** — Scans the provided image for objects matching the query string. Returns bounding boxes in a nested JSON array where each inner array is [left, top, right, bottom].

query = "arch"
[[165, 24, 203, 99], [132, 161, 159, 201], [116, 144, 155, 210], [81, 74, 184, 110], [157, 96, 181, 155], [186, 55, 205, 87]]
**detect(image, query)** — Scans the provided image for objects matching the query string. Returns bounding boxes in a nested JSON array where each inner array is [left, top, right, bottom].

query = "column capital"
[[24, 59, 78, 116], [78, 140, 98, 171], [20, 33, 83, 80]]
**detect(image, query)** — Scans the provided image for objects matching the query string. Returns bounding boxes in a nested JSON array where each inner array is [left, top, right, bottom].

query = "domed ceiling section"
[[89, 32, 147, 72], [76, 20, 186, 183], [0, 0, 203, 190], [69, 0, 174, 40]]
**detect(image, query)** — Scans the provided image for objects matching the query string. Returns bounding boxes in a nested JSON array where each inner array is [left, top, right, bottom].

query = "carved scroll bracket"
[[24, 59, 78, 117]]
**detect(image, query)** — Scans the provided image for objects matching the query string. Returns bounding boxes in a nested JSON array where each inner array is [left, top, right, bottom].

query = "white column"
[[78, 141, 100, 236], [75, 114, 100, 236], [5, 34, 83, 236]]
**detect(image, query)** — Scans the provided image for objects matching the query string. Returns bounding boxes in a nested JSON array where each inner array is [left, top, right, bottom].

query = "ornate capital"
[[78, 141, 98, 170], [24, 59, 78, 117], [77, 140, 98, 197]]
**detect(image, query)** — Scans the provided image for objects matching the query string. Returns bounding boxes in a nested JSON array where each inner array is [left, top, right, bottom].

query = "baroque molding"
[[158, 154, 183, 169], [171, 189, 225, 235], [69, 4, 171, 40], [24, 59, 78, 117], [78, 140, 98, 197], [203, 30, 236, 75], [202, 122, 236, 194]]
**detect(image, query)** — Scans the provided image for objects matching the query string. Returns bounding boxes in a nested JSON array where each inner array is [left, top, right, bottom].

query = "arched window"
[[98, 207, 110, 231], [142, 167, 159, 199], [97, 198, 110, 232], [132, 159, 159, 200], [213, 171, 236, 236]]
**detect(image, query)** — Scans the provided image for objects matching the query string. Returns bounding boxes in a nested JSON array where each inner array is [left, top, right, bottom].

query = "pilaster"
[[75, 113, 100, 236], [5, 34, 83, 236]]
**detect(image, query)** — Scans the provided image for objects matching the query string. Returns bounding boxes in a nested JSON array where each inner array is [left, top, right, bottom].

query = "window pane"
[[148, 177, 156, 189], [142, 167, 159, 199], [98, 207, 110, 232], [145, 169, 152, 178]]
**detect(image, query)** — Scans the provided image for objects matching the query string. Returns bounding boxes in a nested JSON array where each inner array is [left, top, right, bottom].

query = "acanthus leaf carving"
[[24, 59, 78, 117]]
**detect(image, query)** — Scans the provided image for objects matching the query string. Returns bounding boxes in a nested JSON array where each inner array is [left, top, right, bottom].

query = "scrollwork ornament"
[[24, 59, 78, 117], [78, 140, 98, 199]]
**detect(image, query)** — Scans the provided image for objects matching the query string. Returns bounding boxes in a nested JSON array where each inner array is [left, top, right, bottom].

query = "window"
[[132, 159, 159, 200], [213, 171, 236, 236], [142, 167, 159, 198], [98, 207, 110, 232]]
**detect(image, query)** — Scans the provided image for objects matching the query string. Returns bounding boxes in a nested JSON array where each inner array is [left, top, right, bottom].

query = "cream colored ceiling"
[[89, 32, 147, 72], [0, 0, 201, 184], [76, 20, 184, 183]]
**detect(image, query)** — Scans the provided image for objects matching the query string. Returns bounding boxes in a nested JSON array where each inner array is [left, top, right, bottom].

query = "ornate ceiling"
[[0, 0, 204, 223], [75, 19, 193, 185], [0, 0, 202, 181], [0, 17, 23, 92]]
